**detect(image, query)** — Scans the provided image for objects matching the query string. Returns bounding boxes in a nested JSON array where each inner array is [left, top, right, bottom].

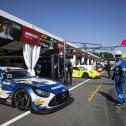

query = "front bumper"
[[94, 75, 101, 79], [31, 90, 69, 114], [90, 75, 101, 79]]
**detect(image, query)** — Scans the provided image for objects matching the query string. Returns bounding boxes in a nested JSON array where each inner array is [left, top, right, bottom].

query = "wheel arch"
[[82, 72, 89, 78], [12, 86, 32, 107]]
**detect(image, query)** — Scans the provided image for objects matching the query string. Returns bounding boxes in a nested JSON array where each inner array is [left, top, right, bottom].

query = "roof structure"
[[0, 10, 64, 42], [0, 10, 99, 59]]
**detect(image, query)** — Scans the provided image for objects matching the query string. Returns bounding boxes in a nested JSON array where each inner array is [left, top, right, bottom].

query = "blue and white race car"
[[0, 66, 69, 113]]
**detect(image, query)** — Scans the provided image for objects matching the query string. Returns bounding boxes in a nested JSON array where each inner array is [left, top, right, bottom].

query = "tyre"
[[14, 90, 31, 111], [82, 73, 89, 78]]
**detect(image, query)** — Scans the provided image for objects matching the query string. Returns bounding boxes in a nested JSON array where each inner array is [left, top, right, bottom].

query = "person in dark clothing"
[[59, 63, 64, 82], [35, 64, 41, 76], [66, 62, 73, 86], [105, 60, 111, 78]]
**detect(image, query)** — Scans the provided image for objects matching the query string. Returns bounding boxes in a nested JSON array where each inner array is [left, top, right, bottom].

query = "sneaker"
[[115, 103, 123, 106]]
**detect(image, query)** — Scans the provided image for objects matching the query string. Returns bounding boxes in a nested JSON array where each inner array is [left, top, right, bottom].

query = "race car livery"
[[0, 66, 69, 113], [72, 66, 101, 79]]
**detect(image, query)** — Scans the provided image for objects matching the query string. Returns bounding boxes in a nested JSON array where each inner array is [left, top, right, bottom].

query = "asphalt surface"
[[1, 72, 126, 126]]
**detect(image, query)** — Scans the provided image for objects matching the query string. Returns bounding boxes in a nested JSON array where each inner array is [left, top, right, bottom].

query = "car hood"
[[14, 77, 68, 94]]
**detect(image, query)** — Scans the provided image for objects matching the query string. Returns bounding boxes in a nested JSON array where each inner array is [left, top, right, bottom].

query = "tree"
[[93, 52, 114, 60]]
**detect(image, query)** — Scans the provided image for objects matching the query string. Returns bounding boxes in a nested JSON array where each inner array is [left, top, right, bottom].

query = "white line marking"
[[0, 111, 30, 126], [0, 77, 93, 126], [69, 79, 90, 91]]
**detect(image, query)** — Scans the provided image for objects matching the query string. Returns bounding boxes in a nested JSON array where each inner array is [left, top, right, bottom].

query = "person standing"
[[35, 64, 41, 76], [59, 63, 64, 82], [66, 61, 73, 86], [105, 60, 111, 78], [112, 50, 126, 106]]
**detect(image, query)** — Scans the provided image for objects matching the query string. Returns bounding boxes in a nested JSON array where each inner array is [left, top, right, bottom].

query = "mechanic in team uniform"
[[112, 50, 126, 106], [65, 61, 73, 86], [105, 60, 111, 78]]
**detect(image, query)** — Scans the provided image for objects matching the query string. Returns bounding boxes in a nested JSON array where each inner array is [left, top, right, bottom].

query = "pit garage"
[[0, 10, 65, 80], [0, 10, 101, 81]]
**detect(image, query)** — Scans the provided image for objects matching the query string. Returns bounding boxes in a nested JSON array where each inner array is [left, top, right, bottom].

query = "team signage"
[[11, 22, 22, 41], [57, 41, 64, 52], [20, 26, 40, 46], [65, 44, 73, 53], [0, 16, 22, 47], [40, 33, 51, 48], [0, 16, 14, 41]]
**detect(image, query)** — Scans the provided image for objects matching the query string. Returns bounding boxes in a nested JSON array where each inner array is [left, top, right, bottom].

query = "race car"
[[0, 66, 69, 113], [72, 66, 101, 79]]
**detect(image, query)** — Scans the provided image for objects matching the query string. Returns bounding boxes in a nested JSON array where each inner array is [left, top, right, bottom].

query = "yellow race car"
[[72, 66, 101, 79]]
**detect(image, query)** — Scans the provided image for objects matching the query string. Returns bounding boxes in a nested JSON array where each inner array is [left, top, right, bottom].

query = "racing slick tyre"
[[14, 90, 31, 111], [82, 73, 89, 78]]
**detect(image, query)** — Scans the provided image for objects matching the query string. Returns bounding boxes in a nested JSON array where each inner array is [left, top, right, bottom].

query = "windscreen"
[[79, 67, 87, 70]]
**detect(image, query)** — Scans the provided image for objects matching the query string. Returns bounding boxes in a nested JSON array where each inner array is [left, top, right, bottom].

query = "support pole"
[[63, 41, 66, 83]]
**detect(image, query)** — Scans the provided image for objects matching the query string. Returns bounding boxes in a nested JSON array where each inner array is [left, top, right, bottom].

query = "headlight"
[[33, 88, 50, 98]]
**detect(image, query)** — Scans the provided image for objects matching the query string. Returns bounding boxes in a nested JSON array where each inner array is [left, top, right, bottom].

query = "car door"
[[72, 67, 81, 77]]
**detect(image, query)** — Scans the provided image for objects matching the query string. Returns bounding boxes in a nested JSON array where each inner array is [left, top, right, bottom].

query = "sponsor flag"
[[121, 40, 126, 47]]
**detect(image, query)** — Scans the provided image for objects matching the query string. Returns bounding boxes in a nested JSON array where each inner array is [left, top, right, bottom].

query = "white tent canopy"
[[23, 43, 40, 76]]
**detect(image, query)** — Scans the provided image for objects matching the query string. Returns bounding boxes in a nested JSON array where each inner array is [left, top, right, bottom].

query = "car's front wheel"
[[14, 90, 31, 111], [82, 73, 89, 78]]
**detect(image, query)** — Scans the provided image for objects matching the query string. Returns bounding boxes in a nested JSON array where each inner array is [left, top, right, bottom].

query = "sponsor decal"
[[62, 89, 66, 92], [5, 73, 13, 79], [34, 99, 45, 105], [51, 85, 63, 90], [20, 26, 40, 46], [19, 80, 33, 85], [3, 81, 11, 85], [31, 78, 57, 85]]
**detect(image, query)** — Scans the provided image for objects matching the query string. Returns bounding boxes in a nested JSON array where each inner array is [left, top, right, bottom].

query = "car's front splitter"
[[31, 98, 70, 114]]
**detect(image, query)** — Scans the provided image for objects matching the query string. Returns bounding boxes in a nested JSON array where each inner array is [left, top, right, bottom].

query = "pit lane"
[[1, 72, 126, 126]]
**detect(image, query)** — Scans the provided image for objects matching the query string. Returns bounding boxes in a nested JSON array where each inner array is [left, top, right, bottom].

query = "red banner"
[[121, 40, 126, 47], [72, 49, 77, 55], [20, 26, 40, 46], [57, 41, 64, 52]]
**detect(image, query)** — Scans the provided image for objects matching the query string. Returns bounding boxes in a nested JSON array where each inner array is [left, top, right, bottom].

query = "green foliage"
[[93, 52, 114, 60]]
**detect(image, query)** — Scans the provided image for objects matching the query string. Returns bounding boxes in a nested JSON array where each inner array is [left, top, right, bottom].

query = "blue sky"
[[0, 0, 126, 53]]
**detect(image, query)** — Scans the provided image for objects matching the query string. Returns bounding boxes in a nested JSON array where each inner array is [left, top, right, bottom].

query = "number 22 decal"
[[6, 74, 12, 79]]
